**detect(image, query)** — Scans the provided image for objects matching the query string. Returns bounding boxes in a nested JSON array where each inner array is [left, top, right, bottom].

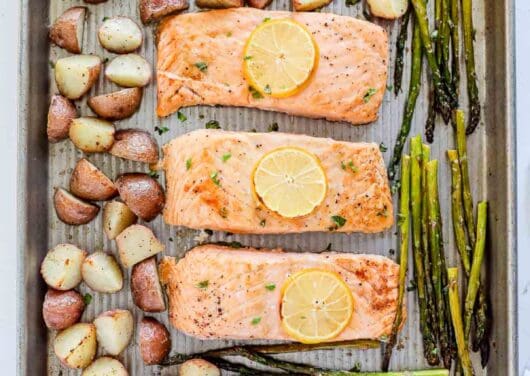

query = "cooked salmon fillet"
[[162, 129, 393, 234], [156, 8, 388, 124], [159, 245, 403, 341]]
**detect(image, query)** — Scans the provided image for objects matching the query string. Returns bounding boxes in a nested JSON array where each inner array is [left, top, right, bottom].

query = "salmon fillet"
[[159, 245, 403, 341], [162, 129, 393, 234], [156, 8, 388, 124]]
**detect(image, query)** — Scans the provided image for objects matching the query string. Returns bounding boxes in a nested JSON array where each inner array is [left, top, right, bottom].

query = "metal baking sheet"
[[16, 0, 517, 374]]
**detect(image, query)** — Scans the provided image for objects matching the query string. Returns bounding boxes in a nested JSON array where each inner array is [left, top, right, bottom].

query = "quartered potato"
[[115, 173, 165, 221], [55, 55, 101, 100], [115, 224, 165, 267], [247, 0, 272, 9], [70, 159, 117, 201], [103, 201, 137, 240], [69, 117, 115, 153], [179, 359, 221, 376], [98, 16, 143, 53], [88, 88, 143, 120], [54, 188, 100, 225], [367, 0, 408, 19], [82, 357, 128, 376], [41, 244, 87, 290], [292, 0, 331, 11], [105, 54, 152, 88], [196, 0, 243, 8], [131, 257, 166, 312], [138, 317, 171, 365], [81, 252, 123, 293], [47, 94, 78, 143], [84, 0, 108, 3], [110, 129, 159, 164], [139, 0, 189, 24], [94, 309, 134, 356], [49, 6, 87, 54], [54, 323, 97, 369], [42, 289, 85, 330]]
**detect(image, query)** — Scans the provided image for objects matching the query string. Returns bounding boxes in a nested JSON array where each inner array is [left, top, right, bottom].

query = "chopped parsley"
[[265, 283, 276, 291], [267, 122, 279, 132], [210, 171, 221, 186], [407, 280, 417, 292], [263, 84, 272, 94], [379, 142, 388, 152], [259, 219, 266, 227], [244, 55, 253, 61], [363, 87, 377, 103], [155, 126, 169, 135], [263, 17, 271, 22], [226, 31, 233, 37], [102, 16, 110, 22], [194, 61, 208, 72], [49, 61, 55, 69], [197, 280, 209, 289], [205, 120, 221, 129], [177, 111, 187, 122], [186, 158, 192, 170], [251, 317, 262, 325], [351, 362, 362, 372], [249, 86, 263, 99], [397, 212, 406, 225], [219, 207, 228, 218], [331, 215, 347, 229], [341, 160, 358, 173], [222, 153, 232, 162], [386, 84, 393, 92], [377, 206, 389, 217], [83, 293, 92, 305], [148, 170, 159, 179]]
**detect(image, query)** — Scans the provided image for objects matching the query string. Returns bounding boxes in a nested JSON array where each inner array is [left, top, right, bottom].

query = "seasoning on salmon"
[[159, 245, 404, 341], [156, 8, 388, 124], [162, 129, 393, 234]]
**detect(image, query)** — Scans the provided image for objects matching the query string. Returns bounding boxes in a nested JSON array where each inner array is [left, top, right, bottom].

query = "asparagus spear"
[[425, 91, 437, 144], [388, 19, 422, 181], [464, 201, 488, 341], [411, 137, 439, 365], [461, 0, 481, 134], [393, 11, 411, 95], [447, 268, 474, 376], [410, 0, 457, 123], [450, 0, 460, 95], [439, 0, 453, 95], [383, 155, 410, 371]]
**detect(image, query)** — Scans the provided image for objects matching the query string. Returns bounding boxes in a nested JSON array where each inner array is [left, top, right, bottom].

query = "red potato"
[[98, 17, 143, 54], [70, 159, 117, 201], [84, 0, 108, 3], [82, 357, 128, 376], [179, 359, 220, 376], [102, 201, 138, 240], [81, 252, 123, 293], [292, 0, 331, 11], [105, 54, 152, 88], [49, 7, 87, 54], [196, 0, 243, 8], [41, 244, 87, 290], [115, 173, 165, 221], [42, 289, 85, 330], [69, 117, 116, 153], [55, 55, 102, 100], [367, 0, 408, 19], [115, 224, 165, 267], [47, 95, 78, 143], [110, 129, 159, 164], [54, 323, 97, 369], [54, 188, 100, 225], [246, 0, 272, 8], [94, 309, 134, 356], [88, 88, 143, 120], [131, 257, 166, 312], [139, 0, 189, 24], [138, 317, 171, 365]]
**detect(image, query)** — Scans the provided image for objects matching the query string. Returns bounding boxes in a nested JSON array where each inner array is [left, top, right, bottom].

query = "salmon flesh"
[[156, 8, 388, 124]]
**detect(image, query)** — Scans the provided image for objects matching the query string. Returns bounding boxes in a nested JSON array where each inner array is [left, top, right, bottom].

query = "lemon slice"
[[252, 147, 327, 218], [280, 269, 354, 343], [243, 18, 318, 98]]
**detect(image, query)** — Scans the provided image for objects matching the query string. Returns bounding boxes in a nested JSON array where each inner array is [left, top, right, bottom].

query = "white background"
[[0, 1, 527, 375]]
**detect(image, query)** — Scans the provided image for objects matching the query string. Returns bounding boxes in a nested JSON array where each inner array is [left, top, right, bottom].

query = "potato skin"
[[42, 289, 85, 330], [54, 188, 100, 225], [88, 88, 142, 120], [247, 0, 272, 8], [54, 323, 97, 369], [131, 257, 166, 312], [180, 359, 221, 376], [47, 95, 78, 143], [110, 129, 159, 164], [103, 201, 138, 240], [55, 55, 102, 100], [49, 6, 86, 54], [196, 0, 243, 8], [138, 317, 171, 365], [70, 159, 117, 201], [139, 0, 189, 24], [115, 174, 165, 221], [84, 0, 108, 3]]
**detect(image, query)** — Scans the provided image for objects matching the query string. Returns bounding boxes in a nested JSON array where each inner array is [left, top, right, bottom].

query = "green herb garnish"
[[264, 84, 272, 94], [331, 215, 347, 229], [177, 111, 187, 122], [363, 87, 377, 103], [148, 170, 159, 179], [186, 158, 192, 170], [267, 122, 279, 132], [155, 126, 169, 135], [263, 17, 271, 22], [210, 171, 221, 186], [205, 120, 221, 129], [351, 362, 362, 372], [197, 280, 209, 289], [102, 16, 110, 22], [249, 86, 263, 99], [244, 55, 253, 61], [265, 283, 276, 291], [259, 219, 266, 227], [83, 293, 92, 305], [251, 317, 262, 325], [341, 161, 358, 173], [219, 207, 228, 218], [194, 61, 208, 72], [226, 31, 233, 37], [379, 142, 388, 152], [222, 153, 232, 162]]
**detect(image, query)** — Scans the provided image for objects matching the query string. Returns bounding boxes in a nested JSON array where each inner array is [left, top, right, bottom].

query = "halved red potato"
[[139, 0, 189, 24], [131, 257, 166, 312], [293, 0, 330, 11], [55, 55, 101, 100], [196, 0, 243, 8], [47, 94, 78, 143], [42, 289, 85, 330], [367, 0, 408, 19], [94, 309, 134, 356], [81, 252, 123, 293], [98, 17, 143, 54], [54, 188, 100, 225], [49, 6, 87, 54], [115, 173, 165, 221], [88, 88, 142, 120], [115, 224, 165, 267], [69, 117, 115, 153], [82, 357, 128, 376], [41, 244, 87, 290], [105, 54, 152, 88], [110, 129, 159, 163], [138, 317, 171, 365], [54, 323, 97, 369], [180, 359, 220, 376], [102, 201, 137, 240], [70, 159, 117, 201], [247, 0, 272, 8]]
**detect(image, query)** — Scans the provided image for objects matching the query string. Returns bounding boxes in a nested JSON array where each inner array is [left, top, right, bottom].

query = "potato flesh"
[[367, 0, 408, 19], [105, 54, 152, 87], [55, 55, 101, 99], [180, 359, 221, 376], [103, 201, 138, 240], [293, 0, 331, 11], [41, 244, 86, 290], [94, 310, 134, 355], [54, 323, 97, 369], [116, 224, 165, 267], [99, 17, 143, 53], [82, 252, 123, 293], [69, 117, 115, 153], [82, 357, 128, 376]]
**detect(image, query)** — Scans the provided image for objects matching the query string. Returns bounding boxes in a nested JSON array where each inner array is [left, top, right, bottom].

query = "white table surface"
[[0, 1, 527, 375]]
